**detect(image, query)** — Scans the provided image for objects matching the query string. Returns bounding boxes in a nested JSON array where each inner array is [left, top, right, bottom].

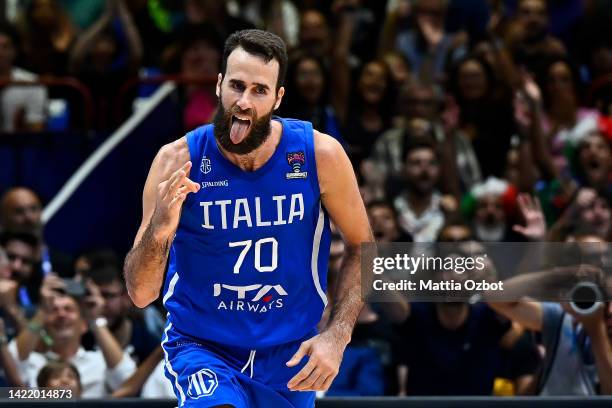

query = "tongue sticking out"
[[230, 118, 250, 144]]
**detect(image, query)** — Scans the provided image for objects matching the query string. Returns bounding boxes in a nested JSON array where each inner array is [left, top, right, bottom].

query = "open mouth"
[[230, 114, 252, 144]]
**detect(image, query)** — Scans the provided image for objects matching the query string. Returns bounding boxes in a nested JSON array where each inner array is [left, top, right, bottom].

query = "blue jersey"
[[162, 117, 331, 348]]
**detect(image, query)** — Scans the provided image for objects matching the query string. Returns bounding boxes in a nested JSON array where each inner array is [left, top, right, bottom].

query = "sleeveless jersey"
[[162, 117, 331, 348]]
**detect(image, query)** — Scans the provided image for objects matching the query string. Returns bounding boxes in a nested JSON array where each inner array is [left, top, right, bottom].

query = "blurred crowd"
[[0, 0, 612, 400]]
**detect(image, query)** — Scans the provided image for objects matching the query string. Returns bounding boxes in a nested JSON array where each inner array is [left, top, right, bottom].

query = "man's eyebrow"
[[228, 79, 245, 86], [253, 83, 270, 90], [228, 78, 270, 91]]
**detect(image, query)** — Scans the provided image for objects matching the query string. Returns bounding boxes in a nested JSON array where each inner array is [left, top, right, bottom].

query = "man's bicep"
[[317, 134, 372, 245]]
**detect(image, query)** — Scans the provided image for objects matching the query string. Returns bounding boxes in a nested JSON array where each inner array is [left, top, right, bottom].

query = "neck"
[[436, 304, 469, 330], [218, 120, 282, 172], [406, 190, 433, 216], [51, 338, 80, 360]]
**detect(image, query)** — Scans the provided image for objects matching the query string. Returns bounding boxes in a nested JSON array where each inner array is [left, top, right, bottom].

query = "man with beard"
[[0, 187, 72, 277], [509, 0, 567, 71], [393, 138, 446, 242], [124, 29, 370, 407], [463, 177, 521, 243]]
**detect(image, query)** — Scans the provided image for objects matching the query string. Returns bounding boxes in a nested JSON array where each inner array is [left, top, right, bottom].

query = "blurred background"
[[0, 0, 612, 401]]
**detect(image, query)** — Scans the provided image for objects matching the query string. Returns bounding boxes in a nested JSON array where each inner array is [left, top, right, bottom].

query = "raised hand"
[[286, 330, 345, 392], [512, 193, 546, 241], [81, 280, 106, 322], [39, 274, 66, 311], [151, 161, 200, 237]]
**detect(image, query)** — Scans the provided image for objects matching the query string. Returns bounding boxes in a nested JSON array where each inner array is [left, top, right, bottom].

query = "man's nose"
[[235, 92, 253, 112]]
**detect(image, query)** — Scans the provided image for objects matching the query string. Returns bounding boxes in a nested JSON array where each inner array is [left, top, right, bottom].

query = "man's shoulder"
[[313, 129, 344, 163], [158, 136, 190, 165]]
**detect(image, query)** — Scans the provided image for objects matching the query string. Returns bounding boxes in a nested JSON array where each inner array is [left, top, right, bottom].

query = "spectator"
[[69, 0, 143, 129], [489, 277, 612, 394], [367, 200, 413, 242], [395, 299, 527, 395], [37, 361, 82, 397], [183, 0, 254, 41], [507, 0, 566, 72], [0, 187, 72, 277], [162, 23, 223, 131], [8, 275, 136, 397], [342, 59, 395, 168], [81, 265, 161, 364], [227, 0, 299, 48], [437, 219, 473, 242], [548, 188, 611, 242], [297, 9, 331, 60], [393, 138, 446, 242], [18, 0, 76, 76], [0, 232, 42, 317], [534, 57, 599, 177], [460, 177, 521, 242], [279, 52, 343, 144], [386, 0, 464, 82], [448, 55, 516, 178], [0, 23, 47, 132]]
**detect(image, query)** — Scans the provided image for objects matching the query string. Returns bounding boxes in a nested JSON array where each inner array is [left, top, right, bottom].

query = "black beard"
[[213, 99, 273, 155]]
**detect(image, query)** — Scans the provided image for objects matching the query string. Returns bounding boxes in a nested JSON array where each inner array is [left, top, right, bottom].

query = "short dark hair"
[[367, 199, 399, 218], [403, 136, 437, 161], [222, 29, 288, 90], [85, 265, 124, 289], [37, 361, 82, 389], [0, 231, 39, 249]]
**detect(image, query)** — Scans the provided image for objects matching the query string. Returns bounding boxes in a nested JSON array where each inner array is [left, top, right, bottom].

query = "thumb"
[[512, 225, 526, 235], [286, 341, 311, 367]]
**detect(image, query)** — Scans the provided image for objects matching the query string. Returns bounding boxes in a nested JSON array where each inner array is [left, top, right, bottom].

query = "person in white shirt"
[[0, 23, 47, 132], [8, 274, 135, 397]]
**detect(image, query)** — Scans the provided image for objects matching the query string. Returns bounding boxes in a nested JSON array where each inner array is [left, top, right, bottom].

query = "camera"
[[57, 279, 89, 298], [568, 281, 604, 315]]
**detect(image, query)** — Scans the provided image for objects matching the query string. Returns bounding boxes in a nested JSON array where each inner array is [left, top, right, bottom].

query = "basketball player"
[[124, 30, 371, 407]]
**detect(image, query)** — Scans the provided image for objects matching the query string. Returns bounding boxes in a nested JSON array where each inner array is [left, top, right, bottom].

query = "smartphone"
[[59, 279, 88, 298]]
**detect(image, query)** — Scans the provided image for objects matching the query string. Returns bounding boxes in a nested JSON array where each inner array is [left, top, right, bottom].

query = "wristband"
[[90, 317, 108, 330]]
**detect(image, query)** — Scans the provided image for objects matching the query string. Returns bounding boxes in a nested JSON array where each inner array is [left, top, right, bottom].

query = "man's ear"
[[274, 86, 285, 110], [216, 73, 223, 98]]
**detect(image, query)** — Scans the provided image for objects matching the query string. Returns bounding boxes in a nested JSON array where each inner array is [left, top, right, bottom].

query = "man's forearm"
[[124, 222, 173, 308], [91, 325, 125, 369], [324, 245, 364, 345], [16, 309, 45, 361]]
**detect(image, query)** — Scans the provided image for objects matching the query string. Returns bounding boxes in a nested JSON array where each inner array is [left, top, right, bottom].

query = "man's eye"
[[256, 87, 266, 94]]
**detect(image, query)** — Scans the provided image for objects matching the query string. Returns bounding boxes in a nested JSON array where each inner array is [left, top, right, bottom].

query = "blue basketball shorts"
[[161, 323, 316, 407]]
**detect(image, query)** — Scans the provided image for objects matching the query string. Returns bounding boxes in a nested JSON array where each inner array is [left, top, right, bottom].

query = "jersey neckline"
[[209, 116, 287, 179]]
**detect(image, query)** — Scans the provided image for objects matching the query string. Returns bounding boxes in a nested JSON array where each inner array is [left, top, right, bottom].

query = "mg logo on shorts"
[[187, 368, 218, 398], [200, 156, 211, 174]]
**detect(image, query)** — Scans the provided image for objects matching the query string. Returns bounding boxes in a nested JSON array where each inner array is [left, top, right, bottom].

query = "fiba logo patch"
[[200, 157, 212, 174], [286, 151, 307, 179], [187, 368, 218, 399]]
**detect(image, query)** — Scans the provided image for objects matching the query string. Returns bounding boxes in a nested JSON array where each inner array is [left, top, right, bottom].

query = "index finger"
[[287, 359, 316, 389]]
